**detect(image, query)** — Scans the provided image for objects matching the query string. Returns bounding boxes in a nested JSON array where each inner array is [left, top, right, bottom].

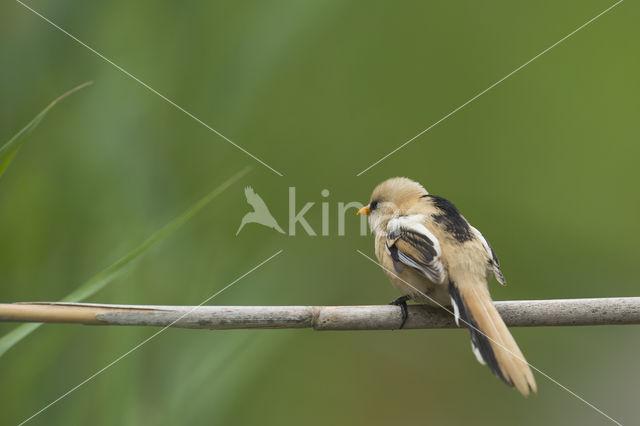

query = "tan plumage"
[[359, 177, 536, 396]]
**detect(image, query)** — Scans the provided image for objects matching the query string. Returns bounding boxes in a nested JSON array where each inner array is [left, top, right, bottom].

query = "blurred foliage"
[[1, 1, 638, 425], [0, 82, 91, 179], [0, 166, 249, 358]]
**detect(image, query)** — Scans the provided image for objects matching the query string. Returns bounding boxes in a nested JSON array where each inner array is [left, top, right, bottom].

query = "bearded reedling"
[[358, 177, 536, 396]]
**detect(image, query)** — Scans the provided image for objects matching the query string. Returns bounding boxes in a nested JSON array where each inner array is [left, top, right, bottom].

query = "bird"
[[236, 186, 285, 235], [357, 177, 536, 396]]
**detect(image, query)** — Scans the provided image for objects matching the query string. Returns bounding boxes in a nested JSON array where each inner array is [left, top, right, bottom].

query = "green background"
[[1, 1, 638, 425]]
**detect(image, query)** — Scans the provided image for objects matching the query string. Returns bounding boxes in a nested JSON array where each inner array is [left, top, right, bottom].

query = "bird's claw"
[[389, 295, 411, 329]]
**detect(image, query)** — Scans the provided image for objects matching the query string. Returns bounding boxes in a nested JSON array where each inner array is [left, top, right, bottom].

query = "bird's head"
[[357, 177, 428, 233]]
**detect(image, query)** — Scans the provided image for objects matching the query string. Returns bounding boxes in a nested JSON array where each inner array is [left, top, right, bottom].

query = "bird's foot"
[[388, 295, 411, 329]]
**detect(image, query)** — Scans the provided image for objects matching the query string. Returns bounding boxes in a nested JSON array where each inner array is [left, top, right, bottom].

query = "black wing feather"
[[449, 282, 511, 386], [386, 218, 444, 284]]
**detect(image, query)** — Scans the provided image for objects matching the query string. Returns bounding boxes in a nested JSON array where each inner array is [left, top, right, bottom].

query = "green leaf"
[[0, 166, 251, 357], [0, 81, 93, 179]]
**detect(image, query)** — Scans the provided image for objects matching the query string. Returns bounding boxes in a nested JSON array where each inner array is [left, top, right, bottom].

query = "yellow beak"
[[357, 205, 371, 216]]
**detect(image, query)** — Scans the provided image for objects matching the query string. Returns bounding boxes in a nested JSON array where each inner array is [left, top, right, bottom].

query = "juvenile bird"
[[358, 177, 536, 396]]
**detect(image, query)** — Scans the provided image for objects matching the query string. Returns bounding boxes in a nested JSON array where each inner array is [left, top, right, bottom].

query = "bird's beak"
[[357, 205, 371, 216]]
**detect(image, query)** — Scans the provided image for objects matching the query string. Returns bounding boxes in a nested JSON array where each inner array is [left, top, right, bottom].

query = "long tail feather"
[[449, 281, 537, 396]]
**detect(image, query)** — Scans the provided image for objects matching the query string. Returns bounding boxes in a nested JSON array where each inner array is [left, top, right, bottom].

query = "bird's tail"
[[449, 280, 537, 396]]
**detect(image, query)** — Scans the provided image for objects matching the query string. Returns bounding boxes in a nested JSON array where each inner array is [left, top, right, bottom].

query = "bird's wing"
[[385, 215, 445, 284], [470, 226, 506, 285], [244, 186, 270, 211]]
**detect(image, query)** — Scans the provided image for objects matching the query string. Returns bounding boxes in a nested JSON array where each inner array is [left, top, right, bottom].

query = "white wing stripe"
[[470, 226, 491, 259], [387, 215, 445, 284], [389, 215, 442, 255], [450, 296, 461, 327], [471, 340, 487, 365], [470, 225, 506, 285]]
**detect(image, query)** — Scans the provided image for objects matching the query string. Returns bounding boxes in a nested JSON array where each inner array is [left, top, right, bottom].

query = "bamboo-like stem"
[[0, 298, 639, 330]]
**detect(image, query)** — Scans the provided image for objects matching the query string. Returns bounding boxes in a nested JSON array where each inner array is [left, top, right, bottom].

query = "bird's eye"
[[370, 200, 379, 211]]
